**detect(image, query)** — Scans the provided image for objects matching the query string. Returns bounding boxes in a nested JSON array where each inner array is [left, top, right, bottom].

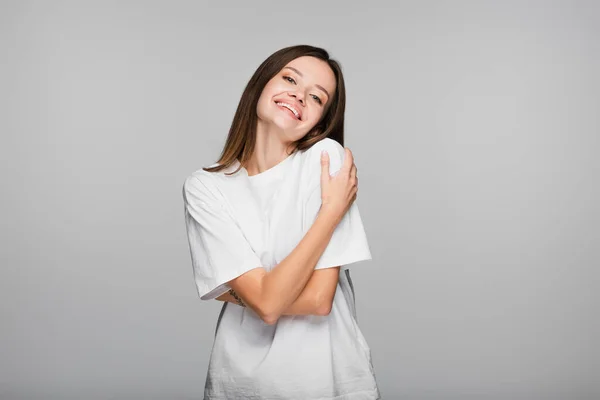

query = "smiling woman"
[[182, 44, 379, 400], [252, 54, 338, 153]]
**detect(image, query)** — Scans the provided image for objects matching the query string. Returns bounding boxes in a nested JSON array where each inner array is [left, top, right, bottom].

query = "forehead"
[[283, 56, 336, 95]]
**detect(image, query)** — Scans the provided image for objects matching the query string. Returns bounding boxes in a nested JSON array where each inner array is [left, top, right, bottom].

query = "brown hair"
[[203, 44, 346, 175]]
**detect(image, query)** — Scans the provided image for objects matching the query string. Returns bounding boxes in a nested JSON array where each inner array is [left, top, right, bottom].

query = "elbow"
[[314, 296, 333, 316], [258, 307, 280, 325], [315, 303, 332, 316], [238, 269, 280, 325], [255, 300, 281, 325], [261, 314, 279, 325]]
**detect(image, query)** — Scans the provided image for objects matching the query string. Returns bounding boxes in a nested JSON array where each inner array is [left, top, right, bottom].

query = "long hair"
[[203, 44, 346, 175]]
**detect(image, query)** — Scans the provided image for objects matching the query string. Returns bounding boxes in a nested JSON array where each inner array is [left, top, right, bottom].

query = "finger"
[[320, 150, 330, 183], [350, 163, 357, 180], [342, 147, 354, 171]]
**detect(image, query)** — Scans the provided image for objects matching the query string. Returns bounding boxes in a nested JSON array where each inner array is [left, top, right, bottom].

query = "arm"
[[226, 207, 340, 324], [225, 149, 357, 325], [282, 266, 339, 316], [216, 266, 340, 316]]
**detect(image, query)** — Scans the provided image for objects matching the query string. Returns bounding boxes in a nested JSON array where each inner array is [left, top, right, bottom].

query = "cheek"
[[256, 97, 269, 119], [262, 79, 283, 96], [257, 84, 280, 109], [302, 117, 321, 134], [257, 89, 275, 113], [307, 109, 324, 125], [258, 88, 271, 104]]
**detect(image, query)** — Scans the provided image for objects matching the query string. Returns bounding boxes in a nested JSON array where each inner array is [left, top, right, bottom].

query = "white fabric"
[[183, 137, 380, 399]]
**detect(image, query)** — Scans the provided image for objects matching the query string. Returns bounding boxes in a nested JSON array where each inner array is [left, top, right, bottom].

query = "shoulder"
[[303, 137, 345, 159], [182, 168, 222, 205], [301, 137, 347, 178], [296, 138, 349, 194]]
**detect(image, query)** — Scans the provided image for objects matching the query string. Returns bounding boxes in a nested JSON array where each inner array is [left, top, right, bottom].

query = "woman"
[[183, 45, 380, 399]]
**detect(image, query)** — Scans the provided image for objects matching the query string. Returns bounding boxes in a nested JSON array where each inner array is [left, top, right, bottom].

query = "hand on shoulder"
[[311, 138, 358, 224]]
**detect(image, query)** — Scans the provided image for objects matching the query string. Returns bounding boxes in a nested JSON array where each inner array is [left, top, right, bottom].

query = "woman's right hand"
[[319, 148, 358, 224]]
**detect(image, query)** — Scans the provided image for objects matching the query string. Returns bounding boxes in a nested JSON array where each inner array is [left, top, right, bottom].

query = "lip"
[[274, 100, 302, 121]]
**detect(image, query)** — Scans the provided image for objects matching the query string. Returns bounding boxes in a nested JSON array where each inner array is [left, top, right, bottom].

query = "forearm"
[[281, 283, 323, 315], [259, 207, 339, 319], [217, 283, 320, 316]]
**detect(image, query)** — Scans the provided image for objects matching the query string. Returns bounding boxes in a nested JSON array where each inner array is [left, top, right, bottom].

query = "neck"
[[246, 121, 295, 176]]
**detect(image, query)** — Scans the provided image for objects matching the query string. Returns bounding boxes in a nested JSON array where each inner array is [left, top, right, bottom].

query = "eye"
[[283, 75, 323, 105]]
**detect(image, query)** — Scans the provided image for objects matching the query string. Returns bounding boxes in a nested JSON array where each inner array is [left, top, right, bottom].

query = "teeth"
[[275, 102, 300, 119]]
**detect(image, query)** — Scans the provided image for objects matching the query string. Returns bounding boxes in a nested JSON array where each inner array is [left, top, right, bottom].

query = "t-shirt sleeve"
[[182, 174, 264, 300], [302, 140, 373, 271]]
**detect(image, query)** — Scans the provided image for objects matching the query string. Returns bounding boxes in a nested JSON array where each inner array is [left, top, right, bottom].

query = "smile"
[[275, 101, 301, 120]]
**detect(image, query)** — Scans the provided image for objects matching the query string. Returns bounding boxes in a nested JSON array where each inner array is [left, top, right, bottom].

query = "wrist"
[[317, 204, 342, 226]]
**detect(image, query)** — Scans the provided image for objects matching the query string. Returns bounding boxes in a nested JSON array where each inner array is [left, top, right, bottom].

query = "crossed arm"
[[216, 266, 340, 316], [209, 146, 358, 322]]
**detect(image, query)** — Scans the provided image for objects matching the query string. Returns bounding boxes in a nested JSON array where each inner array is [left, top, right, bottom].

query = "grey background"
[[2, 1, 598, 399]]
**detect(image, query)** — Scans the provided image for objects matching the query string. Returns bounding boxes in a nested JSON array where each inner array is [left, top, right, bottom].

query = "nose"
[[288, 91, 304, 105]]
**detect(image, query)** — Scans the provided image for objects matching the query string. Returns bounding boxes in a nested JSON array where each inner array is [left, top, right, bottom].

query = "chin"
[[271, 114, 299, 129]]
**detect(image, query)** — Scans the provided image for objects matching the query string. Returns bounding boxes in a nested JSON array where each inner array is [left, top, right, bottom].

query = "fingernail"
[[321, 150, 326, 158]]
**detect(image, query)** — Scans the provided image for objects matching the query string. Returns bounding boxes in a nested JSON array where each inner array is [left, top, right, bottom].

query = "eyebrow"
[[283, 66, 330, 99]]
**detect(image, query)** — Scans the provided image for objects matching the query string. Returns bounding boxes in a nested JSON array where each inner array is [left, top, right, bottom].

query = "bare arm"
[[226, 149, 357, 325], [227, 208, 339, 324], [216, 266, 340, 316], [282, 266, 339, 316]]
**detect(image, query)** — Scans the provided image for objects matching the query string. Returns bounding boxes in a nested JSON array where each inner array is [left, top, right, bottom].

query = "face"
[[256, 56, 337, 142]]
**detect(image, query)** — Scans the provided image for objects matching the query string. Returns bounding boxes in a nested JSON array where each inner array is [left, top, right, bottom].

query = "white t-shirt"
[[183, 137, 380, 400]]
